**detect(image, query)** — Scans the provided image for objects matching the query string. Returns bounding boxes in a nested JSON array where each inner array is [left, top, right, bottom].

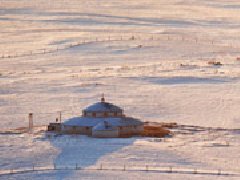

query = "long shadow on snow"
[[51, 135, 135, 167], [128, 76, 237, 85], [49, 135, 135, 179]]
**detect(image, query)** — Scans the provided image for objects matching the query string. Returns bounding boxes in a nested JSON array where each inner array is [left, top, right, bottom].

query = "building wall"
[[82, 111, 123, 118], [92, 129, 119, 138], [48, 124, 144, 137], [48, 123, 61, 132], [61, 125, 92, 135], [118, 125, 144, 136]]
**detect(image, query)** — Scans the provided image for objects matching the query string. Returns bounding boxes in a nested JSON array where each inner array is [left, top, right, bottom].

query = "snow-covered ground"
[[0, 0, 240, 179], [0, 131, 240, 179]]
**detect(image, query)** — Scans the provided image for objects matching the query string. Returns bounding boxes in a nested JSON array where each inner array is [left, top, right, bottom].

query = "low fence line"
[[0, 123, 239, 135], [0, 164, 239, 177], [0, 34, 238, 60]]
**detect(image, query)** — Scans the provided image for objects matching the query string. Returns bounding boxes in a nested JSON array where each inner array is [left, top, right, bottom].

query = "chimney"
[[101, 93, 105, 102], [28, 113, 33, 133]]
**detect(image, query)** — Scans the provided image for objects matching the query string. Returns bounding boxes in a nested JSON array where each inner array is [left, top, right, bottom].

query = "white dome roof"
[[84, 101, 123, 113]]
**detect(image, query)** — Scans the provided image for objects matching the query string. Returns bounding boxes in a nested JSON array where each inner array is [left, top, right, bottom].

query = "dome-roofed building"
[[48, 94, 144, 138]]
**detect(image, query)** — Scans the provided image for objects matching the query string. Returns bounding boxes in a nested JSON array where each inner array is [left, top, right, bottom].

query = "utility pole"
[[59, 111, 62, 124]]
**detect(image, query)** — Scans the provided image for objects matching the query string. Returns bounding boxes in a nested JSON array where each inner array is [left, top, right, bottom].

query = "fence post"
[[54, 163, 56, 170], [76, 163, 78, 170], [218, 169, 221, 175], [123, 164, 126, 171], [194, 168, 197, 174], [100, 164, 102, 170], [169, 166, 172, 173], [146, 165, 148, 171], [33, 164, 34, 171]]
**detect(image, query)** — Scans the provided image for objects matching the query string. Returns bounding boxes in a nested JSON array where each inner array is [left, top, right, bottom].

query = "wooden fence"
[[0, 164, 239, 177], [0, 34, 237, 59]]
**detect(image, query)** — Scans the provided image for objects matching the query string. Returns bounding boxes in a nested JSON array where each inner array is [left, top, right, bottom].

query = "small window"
[[73, 126, 76, 130], [87, 112, 92, 117], [86, 127, 89, 130], [92, 112, 96, 117], [114, 112, 117, 117], [119, 127, 123, 130]]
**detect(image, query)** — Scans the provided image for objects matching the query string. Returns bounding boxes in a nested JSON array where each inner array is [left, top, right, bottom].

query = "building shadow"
[[51, 135, 136, 167], [49, 135, 136, 178]]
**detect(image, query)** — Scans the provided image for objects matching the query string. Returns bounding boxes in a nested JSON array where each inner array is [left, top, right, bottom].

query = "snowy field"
[[0, 0, 240, 179]]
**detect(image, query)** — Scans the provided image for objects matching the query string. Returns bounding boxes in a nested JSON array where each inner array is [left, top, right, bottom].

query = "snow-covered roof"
[[84, 101, 123, 112], [63, 117, 143, 127]]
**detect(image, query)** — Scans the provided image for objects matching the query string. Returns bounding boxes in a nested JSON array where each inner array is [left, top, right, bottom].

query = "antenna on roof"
[[101, 93, 105, 102]]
